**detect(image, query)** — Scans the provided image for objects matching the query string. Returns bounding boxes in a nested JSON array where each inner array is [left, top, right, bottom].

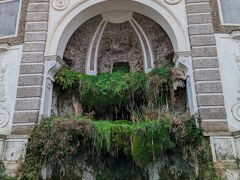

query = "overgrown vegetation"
[[19, 66, 221, 179], [54, 65, 176, 119], [19, 115, 220, 179]]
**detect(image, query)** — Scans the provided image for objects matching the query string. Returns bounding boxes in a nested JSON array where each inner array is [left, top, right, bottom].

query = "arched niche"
[[41, 0, 198, 117]]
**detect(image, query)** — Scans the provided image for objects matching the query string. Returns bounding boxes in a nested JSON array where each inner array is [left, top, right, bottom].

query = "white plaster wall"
[[216, 34, 240, 132], [0, 45, 22, 135]]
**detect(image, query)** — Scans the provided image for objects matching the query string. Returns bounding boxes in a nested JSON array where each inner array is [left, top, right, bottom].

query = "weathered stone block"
[[15, 99, 41, 111], [197, 95, 225, 106], [13, 112, 39, 123], [18, 75, 43, 86], [199, 107, 226, 119], [22, 53, 44, 63], [196, 82, 222, 93], [11, 125, 35, 135], [188, 14, 212, 24], [194, 70, 221, 81], [192, 58, 219, 69], [187, 3, 211, 14], [25, 22, 48, 31], [20, 64, 44, 74], [26, 12, 48, 22], [28, 3, 49, 12], [23, 42, 45, 52], [192, 46, 217, 57], [189, 24, 214, 35], [17, 87, 42, 98], [24, 32, 47, 42], [190, 35, 216, 46], [201, 121, 228, 132]]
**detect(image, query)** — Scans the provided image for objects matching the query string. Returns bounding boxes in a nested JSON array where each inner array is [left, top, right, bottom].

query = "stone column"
[[186, 0, 228, 132]]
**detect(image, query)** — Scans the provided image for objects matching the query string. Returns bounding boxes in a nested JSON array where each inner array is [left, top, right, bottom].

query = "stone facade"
[[0, 0, 240, 178]]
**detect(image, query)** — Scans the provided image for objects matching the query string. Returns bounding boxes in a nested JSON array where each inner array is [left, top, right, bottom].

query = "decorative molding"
[[102, 11, 133, 24], [163, 0, 182, 5], [232, 44, 240, 121], [52, 0, 69, 11], [231, 31, 240, 41]]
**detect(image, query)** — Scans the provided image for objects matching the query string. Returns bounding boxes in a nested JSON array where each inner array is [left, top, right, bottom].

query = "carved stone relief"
[[52, 0, 69, 11], [0, 58, 9, 128]]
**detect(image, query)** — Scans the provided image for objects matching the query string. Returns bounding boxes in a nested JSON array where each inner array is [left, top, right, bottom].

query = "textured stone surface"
[[188, 14, 212, 24], [13, 112, 39, 123], [27, 3, 49, 12], [197, 95, 225, 106], [25, 22, 48, 31], [190, 35, 216, 46], [24, 32, 47, 41], [186, 3, 211, 14], [199, 107, 226, 119], [22, 53, 44, 63], [26, 12, 48, 22], [196, 82, 222, 93], [194, 70, 221, 81], [15, 99, 41, 111], [17, 87, 42, 98], [18, 75, 43, 86], [189, 24, 214, 35], [201, 121, 228, 132], [20, 64, 44, 74], [192, 58, 219, 69], [11, 125, 35, 135], [23, 42, 45, 52], [192, 46, 217, 57]]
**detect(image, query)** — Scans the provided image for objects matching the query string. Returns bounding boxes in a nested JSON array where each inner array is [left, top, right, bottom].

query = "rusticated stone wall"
[[64, 15, 102, 72], [97, 21, 144, 72], [133, 13, 174, 67]]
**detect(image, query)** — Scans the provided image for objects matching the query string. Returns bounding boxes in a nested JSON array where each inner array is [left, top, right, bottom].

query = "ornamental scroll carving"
[[52, 0, 69, 11], [0, 62, 9, 128], [231, 45, 240, 121]]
